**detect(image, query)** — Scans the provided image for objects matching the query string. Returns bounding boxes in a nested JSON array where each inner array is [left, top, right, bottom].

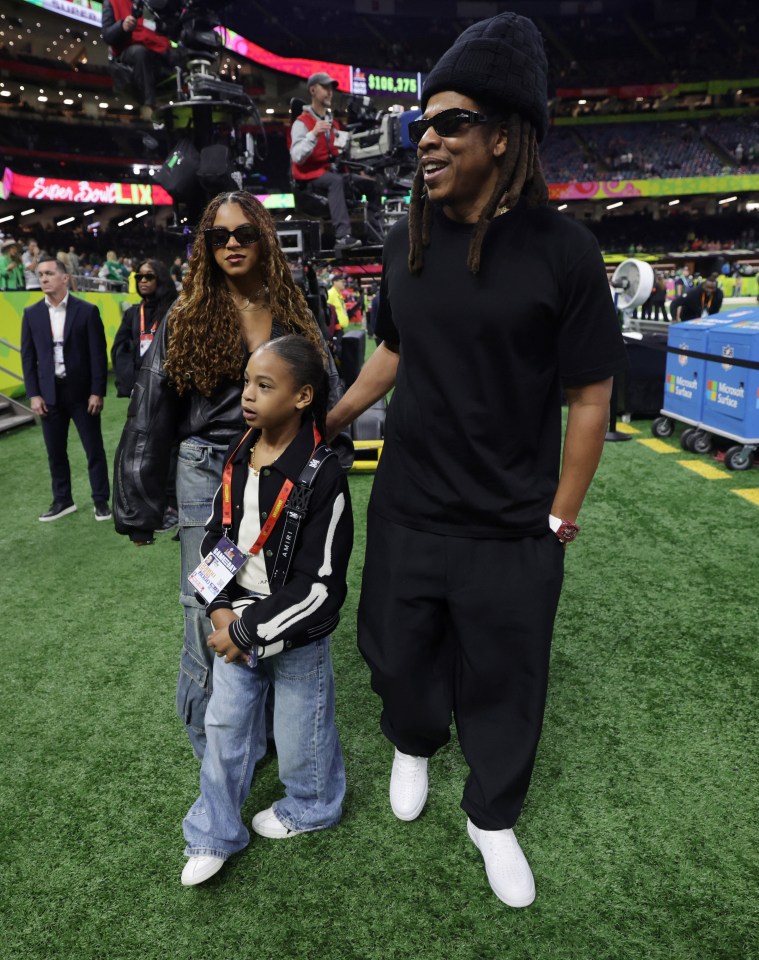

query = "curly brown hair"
[[164, 191, 324, 396]]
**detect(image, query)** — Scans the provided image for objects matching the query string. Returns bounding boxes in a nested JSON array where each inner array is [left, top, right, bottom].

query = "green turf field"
[[1, 388, 757, 960]]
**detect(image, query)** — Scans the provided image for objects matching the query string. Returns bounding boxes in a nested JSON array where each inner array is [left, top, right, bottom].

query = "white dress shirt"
[[46, 293, 69, 378]]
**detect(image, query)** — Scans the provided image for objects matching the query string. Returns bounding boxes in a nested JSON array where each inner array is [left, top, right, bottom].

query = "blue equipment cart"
[[650, 309, 753, 453], [698, 315, 759, 469]]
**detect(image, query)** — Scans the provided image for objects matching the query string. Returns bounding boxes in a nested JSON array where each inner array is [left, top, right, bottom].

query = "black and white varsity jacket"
[[201, 417, 353, 654]]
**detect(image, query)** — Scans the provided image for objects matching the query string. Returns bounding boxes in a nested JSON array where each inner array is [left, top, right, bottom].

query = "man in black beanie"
[[327, 12, 626, 907]]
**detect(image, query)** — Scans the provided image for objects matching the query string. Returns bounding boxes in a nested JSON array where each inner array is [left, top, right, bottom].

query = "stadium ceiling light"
[[135, 210, 149, 218], [118, 217, 133, 226], [98, 102, 109, 109], [124, 103, 134, 110], [63, 98, 74, 105], [20, 208, 35, 216], [37, 95, 48, 102], [718, 196, 737, 205], [265, 107, 274, 114], [558, 204, 568, 211], [606, 201, 624, 209], [0, 91, 10, 97], [0, 214, 15, 224], [82, 209, 95, 216], [57, 217, 75, 226], [578, 99, 587, 105], [669, 199, 680, 206]]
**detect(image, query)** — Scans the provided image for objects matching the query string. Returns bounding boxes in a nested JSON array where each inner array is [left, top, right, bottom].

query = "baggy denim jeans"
[[175, 436, 230, 760], [182, 636, 345, 859]]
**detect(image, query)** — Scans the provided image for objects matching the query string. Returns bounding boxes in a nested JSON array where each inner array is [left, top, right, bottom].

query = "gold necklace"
[[249, 439, 260, 475], [234, 284, 270, 311]]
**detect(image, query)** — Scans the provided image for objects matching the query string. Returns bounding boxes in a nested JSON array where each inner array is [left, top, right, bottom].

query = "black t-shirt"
[[372, 202, 627, 538]]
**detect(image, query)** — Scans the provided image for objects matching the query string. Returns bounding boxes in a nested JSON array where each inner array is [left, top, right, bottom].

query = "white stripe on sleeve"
[[256, 584, 328, 641], [317, 492, 345, 578]]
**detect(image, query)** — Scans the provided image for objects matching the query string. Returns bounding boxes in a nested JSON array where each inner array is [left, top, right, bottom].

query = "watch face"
[[557, 521, 579, 543]]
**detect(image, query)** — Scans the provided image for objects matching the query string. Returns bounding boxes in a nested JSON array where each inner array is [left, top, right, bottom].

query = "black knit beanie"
[[421, 12, 549, 142]]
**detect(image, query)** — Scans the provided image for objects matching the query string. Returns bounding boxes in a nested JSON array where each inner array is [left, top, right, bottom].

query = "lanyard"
[[221, 424, 321, 554], [139, 302, 158, 337]]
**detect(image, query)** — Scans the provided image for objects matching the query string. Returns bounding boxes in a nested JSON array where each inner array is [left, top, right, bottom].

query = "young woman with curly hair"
[[113, 191, 348, 760]]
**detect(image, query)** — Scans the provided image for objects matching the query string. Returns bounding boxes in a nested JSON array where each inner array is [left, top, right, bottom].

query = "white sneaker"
[[251, 807, 309, 839], [389, 749, 428, 821], [467, 819, 536, 908], [181, 854, 225, 887]]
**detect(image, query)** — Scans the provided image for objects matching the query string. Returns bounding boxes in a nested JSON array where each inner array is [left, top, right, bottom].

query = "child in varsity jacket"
[[181, 335, 353, 887]]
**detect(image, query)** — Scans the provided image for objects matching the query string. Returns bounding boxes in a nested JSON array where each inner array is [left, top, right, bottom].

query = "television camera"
[[142, 1, 264, 228], [138, 0, 251, 105], [337, 97, 419, 230], [342, 96, 416, 172]]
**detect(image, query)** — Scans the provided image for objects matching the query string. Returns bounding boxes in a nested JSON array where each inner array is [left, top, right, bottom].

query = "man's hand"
[[208, 624, 246, 663], [122, 14, 137, 30], [312, 119, 331, 137], [87, 394, 103, 415], [30, 395, 47, 417]]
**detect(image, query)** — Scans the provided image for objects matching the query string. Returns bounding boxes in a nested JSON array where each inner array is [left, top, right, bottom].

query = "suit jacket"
[[21, 295, 108, 406]]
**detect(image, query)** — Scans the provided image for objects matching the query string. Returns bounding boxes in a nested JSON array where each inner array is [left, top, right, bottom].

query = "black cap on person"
[[421, 12, 549, 142]]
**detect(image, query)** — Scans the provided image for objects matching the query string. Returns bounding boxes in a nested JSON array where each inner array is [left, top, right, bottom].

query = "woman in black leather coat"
[[113, 190, 349, 760]]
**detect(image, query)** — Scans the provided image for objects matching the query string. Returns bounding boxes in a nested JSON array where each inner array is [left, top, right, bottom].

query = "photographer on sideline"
[[102, 0, 173, 120], [290, 73, 383, 250]]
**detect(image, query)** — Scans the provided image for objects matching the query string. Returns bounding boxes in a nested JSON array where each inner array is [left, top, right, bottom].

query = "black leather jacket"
[[112, 315, 351, 539]]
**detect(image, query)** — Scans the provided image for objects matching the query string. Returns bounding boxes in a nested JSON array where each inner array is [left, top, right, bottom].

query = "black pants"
[[41, 378, 110, 504], [358, 512, 564, 830], [310, 171, 383, 240], [643, 301, 667, 321], [118, 44, 168, 107]]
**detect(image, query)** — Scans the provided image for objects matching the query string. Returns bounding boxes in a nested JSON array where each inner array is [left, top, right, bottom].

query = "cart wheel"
[[652, 416, 674, 438], [691, 431, 714, 455], [680, 428, 696, 451], [724, 445, 753, 471]]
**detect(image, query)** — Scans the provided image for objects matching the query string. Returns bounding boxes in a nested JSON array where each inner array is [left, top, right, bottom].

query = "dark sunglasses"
[[407, 108, 492, 145], [204, 225, 262, 248], [137, 272, 156, 281]]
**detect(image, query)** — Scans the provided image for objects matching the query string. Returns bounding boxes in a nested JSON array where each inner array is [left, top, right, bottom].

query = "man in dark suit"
[[21, 258, 112, 522]]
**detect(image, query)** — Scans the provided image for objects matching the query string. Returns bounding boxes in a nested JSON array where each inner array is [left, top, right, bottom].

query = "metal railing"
[[71, 274, 129, 293]]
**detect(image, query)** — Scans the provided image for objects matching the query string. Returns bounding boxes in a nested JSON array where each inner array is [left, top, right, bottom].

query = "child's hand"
[[208, 625, 245, 663]]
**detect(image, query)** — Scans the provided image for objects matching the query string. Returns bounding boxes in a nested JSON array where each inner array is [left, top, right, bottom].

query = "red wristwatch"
[[549, 514, 580, 544]]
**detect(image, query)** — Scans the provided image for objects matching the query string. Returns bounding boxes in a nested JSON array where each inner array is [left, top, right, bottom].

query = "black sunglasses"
[[137, 272, 156, 281], [407, 108, 492, 145], [204, 225, 262, 248]]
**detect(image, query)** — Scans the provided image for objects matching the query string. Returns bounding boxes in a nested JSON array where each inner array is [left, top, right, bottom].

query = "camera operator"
[[290, 73, 383, 250], [102, 0, 173, 120]]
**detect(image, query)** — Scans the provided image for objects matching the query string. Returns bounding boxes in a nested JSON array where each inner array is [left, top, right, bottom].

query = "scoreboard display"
[[350, 67, 424, 100]]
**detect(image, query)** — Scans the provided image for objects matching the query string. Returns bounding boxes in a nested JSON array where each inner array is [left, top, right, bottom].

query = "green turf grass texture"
[[1, 387, 757, 960]]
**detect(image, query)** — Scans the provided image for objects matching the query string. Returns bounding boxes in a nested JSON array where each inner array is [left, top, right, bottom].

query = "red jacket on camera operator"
[[291, 109, 343, 182], [105, 0, 170, 55]]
